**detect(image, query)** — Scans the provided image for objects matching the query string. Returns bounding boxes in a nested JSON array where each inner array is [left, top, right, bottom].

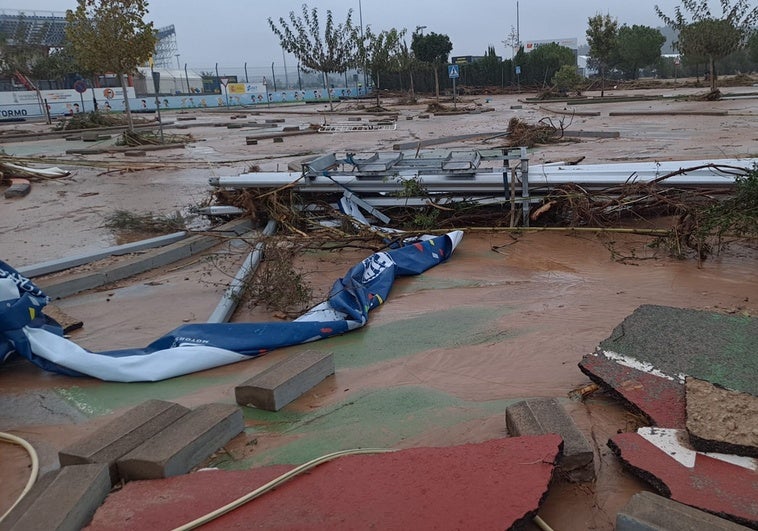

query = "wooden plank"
[[235, 350, 335, 411]]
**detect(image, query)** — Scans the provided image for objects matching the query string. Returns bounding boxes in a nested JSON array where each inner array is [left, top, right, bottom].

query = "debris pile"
[[579, 304, 758, 528]]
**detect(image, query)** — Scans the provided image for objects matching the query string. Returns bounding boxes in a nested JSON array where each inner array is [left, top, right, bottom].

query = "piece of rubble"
[[116, 403, 243, 480], [616, 491, 751, 531], [235, 350, 335, 411], [2, 464, 110, 531], [578, 348, 686, 427], [686, 377, 758, 457], [89, 436, 562, 530], [59, 399, 190, 483], [506, 398, 595, 482], [609, 429, 758, 527], [3, 178, 31, 198]]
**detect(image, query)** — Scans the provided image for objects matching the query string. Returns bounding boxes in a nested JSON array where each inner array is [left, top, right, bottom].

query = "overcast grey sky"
[[10, 0, 704, 69]]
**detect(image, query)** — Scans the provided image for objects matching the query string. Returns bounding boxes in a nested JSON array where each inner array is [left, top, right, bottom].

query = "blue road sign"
[[515, 66, 521, 75], [448, 65, 460, 79]]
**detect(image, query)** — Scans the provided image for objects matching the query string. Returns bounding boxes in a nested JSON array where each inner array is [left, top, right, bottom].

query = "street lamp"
[[175, 54, 182, 93]]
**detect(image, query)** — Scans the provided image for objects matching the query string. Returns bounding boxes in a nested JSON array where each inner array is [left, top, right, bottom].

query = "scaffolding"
[[153, 25, 178, 69], [0, 9, 67, 47]]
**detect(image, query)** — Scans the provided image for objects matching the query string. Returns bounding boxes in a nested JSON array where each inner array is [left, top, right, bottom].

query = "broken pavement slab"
[[579, 348, 686, 427], [1, 463, 110, 531], [686, 377, 758, 458], [116, 403, 243, 480], [89, 435, 562, 530], [578, 304, 758, 428], [590, 305, 757, 395], [609, 429, 758, 528], [59, 399, 190, 484], [616, 491, 751, 531], [506, 397, 595, 482]]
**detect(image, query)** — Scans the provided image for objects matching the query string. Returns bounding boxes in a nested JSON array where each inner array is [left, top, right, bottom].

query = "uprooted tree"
[[65, 0, 156, 133], [655, 0, 758, 94], [268, 4, 358, 112]]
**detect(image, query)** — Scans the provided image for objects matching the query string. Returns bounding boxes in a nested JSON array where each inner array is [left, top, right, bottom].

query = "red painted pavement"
[[609, 432, 758, 528], [87, 435, 561, 530], [579, 351, 686, 428]]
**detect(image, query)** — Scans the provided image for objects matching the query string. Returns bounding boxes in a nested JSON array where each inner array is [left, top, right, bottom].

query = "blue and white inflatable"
[[0, 231, 463, 382]]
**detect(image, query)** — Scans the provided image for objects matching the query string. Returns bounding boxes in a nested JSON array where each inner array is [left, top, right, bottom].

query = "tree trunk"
[[600, 65, 605, 98], [709, 56, 716, 93], [323, 71, 334, 112], [375, 71, 381, 108], [434, 66, 440, 103], [409, 69, 415, 102], [120, 73, 135, 133]]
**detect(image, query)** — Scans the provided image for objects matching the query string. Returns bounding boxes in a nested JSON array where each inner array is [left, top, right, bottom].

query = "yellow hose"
[[172, 448, 394, 531], [0, 432, 39, 523]]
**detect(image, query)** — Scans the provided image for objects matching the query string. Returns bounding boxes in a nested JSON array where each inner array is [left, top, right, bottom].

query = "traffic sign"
[[448, 65, 460, 79], [73, 80, 87, 93], [515, 66, 521, 75]]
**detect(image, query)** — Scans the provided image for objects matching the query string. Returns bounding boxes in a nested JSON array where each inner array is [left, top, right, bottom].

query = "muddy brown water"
[[1, 88, 757, 528], [2, 230, 756, 530]]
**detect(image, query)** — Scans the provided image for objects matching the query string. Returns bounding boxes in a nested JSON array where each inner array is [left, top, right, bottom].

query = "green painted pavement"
[[54, 305, 514, 416], [224, 386, 517, 468], [55, 372, 239, 416], [600, 305, 758, 394], [312, 305, 515, 370]]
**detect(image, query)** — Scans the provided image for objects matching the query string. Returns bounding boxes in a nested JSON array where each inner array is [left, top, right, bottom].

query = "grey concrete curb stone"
[[2, 464, 110, 531], [616, 491, 751, 530], [36, 218, 252, 300], [505, 398, 595, 482], [116, 403, 243, 480], [235, 350, 335, 411], [59, 399, 190, 484]]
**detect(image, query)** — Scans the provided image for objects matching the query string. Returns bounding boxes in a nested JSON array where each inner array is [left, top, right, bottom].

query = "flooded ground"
[[1, 85, 757, 529]]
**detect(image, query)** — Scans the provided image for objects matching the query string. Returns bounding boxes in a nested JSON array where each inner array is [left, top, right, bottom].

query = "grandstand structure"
[[0, 9, 178, 67], [0, 9, 67, 47]]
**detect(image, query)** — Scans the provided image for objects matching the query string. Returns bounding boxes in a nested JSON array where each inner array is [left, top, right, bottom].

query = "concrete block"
[[505, 398, 595, 482], [272, 137, 284, 143], [4, 178, 31, 198], [59, 399, 190, 483], [2, 464, 110, 531], [123, 150, 146, 157], [282, 126, 300, 132], [264, 118, 285, 123], [616, 491, 751, 531], [235, 350, 335, 411], [116, 403, 243, 480], [246, 139, 258, 145]]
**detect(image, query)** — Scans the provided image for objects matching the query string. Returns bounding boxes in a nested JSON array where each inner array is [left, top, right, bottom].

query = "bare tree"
[[268, 4, 358, 111]]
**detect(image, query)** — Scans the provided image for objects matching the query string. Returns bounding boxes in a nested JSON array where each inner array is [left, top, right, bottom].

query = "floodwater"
[[1, 88, 757, 528], [2, 230, 755, 530]]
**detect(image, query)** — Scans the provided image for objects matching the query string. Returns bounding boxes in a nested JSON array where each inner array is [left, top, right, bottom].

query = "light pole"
[[175, 54, 182, 93], [359, 0, 367, 89]]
